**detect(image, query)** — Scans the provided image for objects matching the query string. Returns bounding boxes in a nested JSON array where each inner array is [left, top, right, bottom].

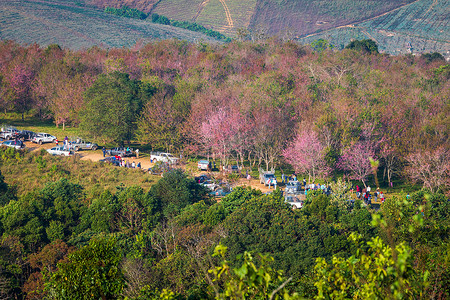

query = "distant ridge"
[[0, 0, 448, 54], [0, 0, 220, 50], [88, 0, 449, 54]]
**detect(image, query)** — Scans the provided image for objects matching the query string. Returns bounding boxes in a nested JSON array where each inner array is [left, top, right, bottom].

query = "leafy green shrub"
[[35, 155, 47, 170], [345, 39, 379, 54], [151, 13, 232, 42], [105, 6, 147, 20], [0, 147, 23, 163]]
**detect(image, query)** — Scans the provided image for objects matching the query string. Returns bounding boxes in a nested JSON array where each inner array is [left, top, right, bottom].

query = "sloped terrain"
[[93, 0, 415, 38], [0, 0, 219, 50], [299, 0, 450, 54], [0, 0, 448, 54], [248, 0, 417, 36], [151, 0, 257, 36]]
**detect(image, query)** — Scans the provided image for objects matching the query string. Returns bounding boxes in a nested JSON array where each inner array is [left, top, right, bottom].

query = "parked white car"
[[32, 133, 57, 144], [197, 160, 211, 170], [2, 140, 25, 149], [47, 146, 72, 156], [150, 152, 179, 164]]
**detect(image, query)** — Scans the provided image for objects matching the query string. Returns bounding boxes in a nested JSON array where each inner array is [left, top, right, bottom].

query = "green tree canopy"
[[149, 169, 208, 217], [345, 39, 379, 54], [80, 72, 142, 144], [46, 238, 125, 300]]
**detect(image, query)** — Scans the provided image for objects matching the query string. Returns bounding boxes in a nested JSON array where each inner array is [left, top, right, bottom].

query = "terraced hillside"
[[0, 0, 219, 50], [152, 0, 257, 36], [1, 0, 448, 54], [248, 0, 417, 36], [299, 0, 450, 54], [91, 0, 415, 38]]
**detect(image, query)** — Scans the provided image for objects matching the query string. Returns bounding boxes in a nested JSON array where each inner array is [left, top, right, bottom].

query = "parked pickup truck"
[[150, 152, 179, 164], [285, 181, 302, 194], [70, 138, 98, 151], [32, 133, 57, 144], [0, 126, 21, 140], [259, 168, 277, 186], [106, 147, 134, 157]]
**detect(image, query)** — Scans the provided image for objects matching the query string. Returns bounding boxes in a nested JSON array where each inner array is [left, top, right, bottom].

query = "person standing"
[[380, 191, 385, 203], [135, 148, 139, 158], [102, 147, 106, 157]]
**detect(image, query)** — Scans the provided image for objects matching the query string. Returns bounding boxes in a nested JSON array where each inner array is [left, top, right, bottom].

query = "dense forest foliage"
[[0, 39, 448, 298], [104, 6, 148, 19], [0, 147, 448, 299], [0, 39, 448, 190]]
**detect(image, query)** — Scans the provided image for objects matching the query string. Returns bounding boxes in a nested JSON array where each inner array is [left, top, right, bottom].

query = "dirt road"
[[24, 141, 156, 169], [24, 141, 276, 192]]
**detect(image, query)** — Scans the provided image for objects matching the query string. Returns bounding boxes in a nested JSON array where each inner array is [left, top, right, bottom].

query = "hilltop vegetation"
[[0, 35, 449, 298], [0, 39, 448, 192]]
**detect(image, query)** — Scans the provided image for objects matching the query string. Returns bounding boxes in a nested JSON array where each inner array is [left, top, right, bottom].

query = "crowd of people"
[[278, 173, 386, 204], [110, 155, 141, 169], [355, 185, 385, 204]]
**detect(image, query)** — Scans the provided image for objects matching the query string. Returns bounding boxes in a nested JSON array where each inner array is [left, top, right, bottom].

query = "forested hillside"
[[0, 39, 448, 187], [0, 39, 448, 298]]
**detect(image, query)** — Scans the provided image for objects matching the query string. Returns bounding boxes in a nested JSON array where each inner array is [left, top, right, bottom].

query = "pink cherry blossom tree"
[[283, 129, 330, 183], [200, 107, 234, 169], [6, 64, 34, 120], [338, 142, 376, 188]]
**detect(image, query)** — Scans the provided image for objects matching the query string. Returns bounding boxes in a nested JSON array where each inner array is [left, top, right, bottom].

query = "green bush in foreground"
[[46, 238, 125, 300]]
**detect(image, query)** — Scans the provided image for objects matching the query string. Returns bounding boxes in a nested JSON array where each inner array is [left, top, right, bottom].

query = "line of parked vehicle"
[[1, 126, 305, 204], [0, 125, 100, 155]]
